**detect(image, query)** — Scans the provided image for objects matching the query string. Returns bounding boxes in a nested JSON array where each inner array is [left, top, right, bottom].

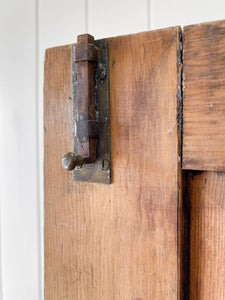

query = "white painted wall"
[[151, 0, 225, 29], [0, 0, 40, 299], [0, 0, 225, 299]]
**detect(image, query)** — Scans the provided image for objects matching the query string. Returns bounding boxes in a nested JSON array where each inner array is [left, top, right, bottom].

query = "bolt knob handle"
[[62, 152, 84, 171]]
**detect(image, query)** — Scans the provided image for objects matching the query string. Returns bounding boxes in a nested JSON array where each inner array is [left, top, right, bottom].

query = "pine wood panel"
[[44, 27, 182, 299], [184, 171, 225, 299], [183, 20, 225, 171]]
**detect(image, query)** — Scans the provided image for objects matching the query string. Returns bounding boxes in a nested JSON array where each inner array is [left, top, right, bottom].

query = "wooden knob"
[[62, 152, 84, 171]]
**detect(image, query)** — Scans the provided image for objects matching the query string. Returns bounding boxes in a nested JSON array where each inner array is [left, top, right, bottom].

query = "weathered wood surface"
[[44, 27, 182, 299], [185, 171, 225, 300], [183, 20, 225, 171]]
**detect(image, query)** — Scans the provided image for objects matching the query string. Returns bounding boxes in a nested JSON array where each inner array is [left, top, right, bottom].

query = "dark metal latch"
[[62, 34, 111, 184]]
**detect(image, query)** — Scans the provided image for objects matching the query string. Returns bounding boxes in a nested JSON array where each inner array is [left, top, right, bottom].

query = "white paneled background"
[[0, 0, 225, 298]]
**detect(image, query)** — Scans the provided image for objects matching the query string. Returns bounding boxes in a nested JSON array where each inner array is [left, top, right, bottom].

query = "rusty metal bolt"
[[62, 152, 84, 171]]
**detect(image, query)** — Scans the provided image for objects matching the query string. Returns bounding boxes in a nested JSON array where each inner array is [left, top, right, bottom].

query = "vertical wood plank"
[[44, 27, 182, 299], [185, 172, 225, 299], [183, 20, 225, 171]]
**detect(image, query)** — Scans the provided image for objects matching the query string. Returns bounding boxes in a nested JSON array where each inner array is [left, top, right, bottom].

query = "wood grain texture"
[[183, 20, 225, 171], [185, 171, 225, 300], [44, 27, 182, 299]]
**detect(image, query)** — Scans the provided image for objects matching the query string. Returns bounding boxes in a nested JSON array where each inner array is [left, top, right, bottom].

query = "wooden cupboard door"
[[44, 27, 182, 299]]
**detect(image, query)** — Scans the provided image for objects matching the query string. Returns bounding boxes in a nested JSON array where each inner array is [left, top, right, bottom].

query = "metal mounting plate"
[[72, 39, 111, 184]]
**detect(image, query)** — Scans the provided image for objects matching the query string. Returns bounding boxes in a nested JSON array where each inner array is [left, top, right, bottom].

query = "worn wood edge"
[[183, 18, 225, 32], [176, 28, 189, 300], [98, 25, 184, 44], [182, 164, 225, 172]]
